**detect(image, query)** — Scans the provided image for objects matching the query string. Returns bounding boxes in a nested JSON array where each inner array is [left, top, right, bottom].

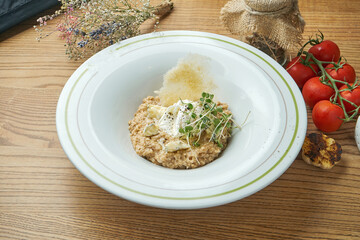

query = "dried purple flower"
[[35, 0, 174, 60]]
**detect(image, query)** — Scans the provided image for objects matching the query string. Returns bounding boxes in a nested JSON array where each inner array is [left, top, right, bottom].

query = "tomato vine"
[[296, 32, 360, 122]]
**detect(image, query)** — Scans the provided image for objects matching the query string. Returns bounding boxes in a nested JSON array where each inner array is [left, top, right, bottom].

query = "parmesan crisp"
[[155, 54, 216, 106]]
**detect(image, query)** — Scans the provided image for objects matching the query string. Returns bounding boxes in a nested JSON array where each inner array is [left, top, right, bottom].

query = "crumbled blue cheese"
[[146, 100, 202, 152], [147, 105, 166, 119], [143, 123, 159, 136], [164, 140, 190, 152]]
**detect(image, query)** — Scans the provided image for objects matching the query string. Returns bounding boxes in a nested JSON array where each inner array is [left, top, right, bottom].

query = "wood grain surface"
[[1, 0, 360, 239]]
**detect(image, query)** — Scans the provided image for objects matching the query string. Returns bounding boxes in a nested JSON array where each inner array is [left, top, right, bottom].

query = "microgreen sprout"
[[177, 92, 248, 148]]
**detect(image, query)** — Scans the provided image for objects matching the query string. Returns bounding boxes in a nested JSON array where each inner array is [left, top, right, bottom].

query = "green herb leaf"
[[215, 126, 221, 134], [185, 126, 193, 132]]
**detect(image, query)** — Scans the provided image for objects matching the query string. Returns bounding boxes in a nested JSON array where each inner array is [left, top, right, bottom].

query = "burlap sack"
[[220, 0, 305, 62]]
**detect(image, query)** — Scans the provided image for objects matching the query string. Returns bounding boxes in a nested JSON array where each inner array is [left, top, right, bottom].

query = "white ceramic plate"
[[355, 116, 360, 151], [56, 31, 307, 209]]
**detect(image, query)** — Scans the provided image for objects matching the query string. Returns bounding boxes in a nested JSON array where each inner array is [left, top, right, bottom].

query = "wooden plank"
[[0, 0, 360, 239]]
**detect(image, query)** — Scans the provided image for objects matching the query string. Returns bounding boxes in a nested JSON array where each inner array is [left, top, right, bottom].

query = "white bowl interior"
[[85, 43, 285, 190]]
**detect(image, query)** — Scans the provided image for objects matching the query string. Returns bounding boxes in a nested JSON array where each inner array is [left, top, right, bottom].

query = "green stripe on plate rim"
[[65, 34, 299, 200]]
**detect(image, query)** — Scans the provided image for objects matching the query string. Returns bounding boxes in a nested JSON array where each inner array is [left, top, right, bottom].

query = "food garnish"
[[176, 92, 242, 148], [155, 54, 215, 107], [147, 92, 247, 149]]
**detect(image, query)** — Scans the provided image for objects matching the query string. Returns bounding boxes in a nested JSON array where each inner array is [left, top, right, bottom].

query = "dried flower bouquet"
[[34, 0, 173, 60]]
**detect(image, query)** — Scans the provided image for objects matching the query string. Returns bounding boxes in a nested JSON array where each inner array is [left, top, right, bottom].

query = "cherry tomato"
[[312, 100, 344, 132], [308, 40, 340, 66], [302, 77, 335, 108], [286, 56, 319, 88], [325, 63, 356, 88], [338, 83, 360, 114]]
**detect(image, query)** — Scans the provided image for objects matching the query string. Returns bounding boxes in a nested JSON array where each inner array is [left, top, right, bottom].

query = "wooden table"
[[1, 0, 360, 239]]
